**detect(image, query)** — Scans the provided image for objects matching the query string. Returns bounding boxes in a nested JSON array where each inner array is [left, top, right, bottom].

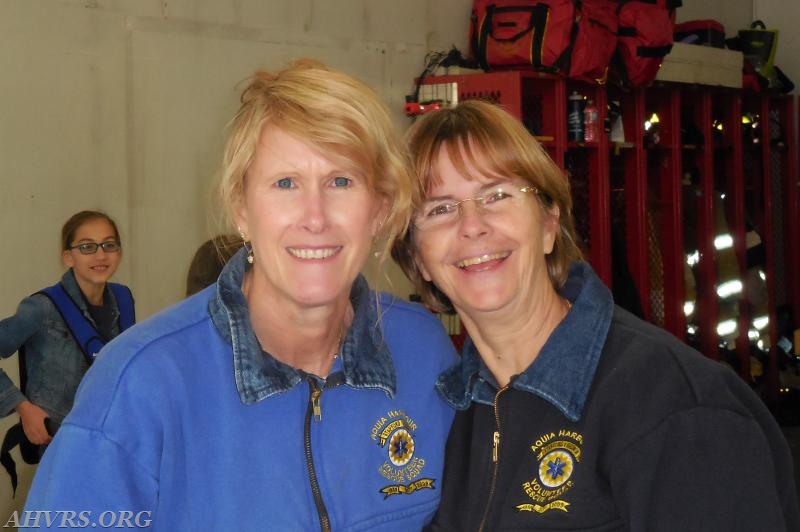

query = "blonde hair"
[[218, 59, 417, 264], [392, 100, 583, 312]]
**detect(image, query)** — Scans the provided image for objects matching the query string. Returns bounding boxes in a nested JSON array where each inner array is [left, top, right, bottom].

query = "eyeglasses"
[[414, 184, 540, 231], [68, 241, 121, 255]]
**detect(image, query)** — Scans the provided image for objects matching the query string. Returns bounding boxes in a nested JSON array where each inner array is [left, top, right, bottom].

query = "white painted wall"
[[754, 0, 800, 94], [678, 0, 798, 94], [676, 0, 753, 49]]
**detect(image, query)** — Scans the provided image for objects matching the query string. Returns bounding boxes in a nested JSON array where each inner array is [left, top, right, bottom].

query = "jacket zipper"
[[478, 384, 509, 532], [303, 374, 344, 532], [305, 378, 331, 532]]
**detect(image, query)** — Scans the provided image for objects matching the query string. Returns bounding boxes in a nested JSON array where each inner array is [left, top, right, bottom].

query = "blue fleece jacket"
[[22, 252, 457, 531]]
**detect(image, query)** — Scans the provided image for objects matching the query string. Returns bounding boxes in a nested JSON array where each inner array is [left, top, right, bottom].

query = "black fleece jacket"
[[427, 263, 799, 531]]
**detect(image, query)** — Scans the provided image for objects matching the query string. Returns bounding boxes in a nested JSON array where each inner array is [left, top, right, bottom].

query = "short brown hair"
[[185, 234, 243, 296], [61, 210, 121, 252], [392, 100, 583, 312]]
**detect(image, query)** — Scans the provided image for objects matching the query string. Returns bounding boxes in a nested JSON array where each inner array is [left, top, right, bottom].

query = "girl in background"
[[0, 210, 134, 469]]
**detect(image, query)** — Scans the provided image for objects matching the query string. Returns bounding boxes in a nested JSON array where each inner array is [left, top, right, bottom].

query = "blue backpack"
[[0, 281, 135, 494], [38, 282, 135, 363]]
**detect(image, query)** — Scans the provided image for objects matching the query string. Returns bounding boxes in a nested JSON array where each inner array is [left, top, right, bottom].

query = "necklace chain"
[[331, 312, 351, 361], [331, 330, 344, 360]]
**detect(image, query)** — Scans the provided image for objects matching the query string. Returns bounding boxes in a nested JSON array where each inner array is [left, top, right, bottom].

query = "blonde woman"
[[24, 61, 456, 531]]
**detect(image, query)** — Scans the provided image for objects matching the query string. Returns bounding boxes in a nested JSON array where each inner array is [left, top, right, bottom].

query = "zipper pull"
[[311, 388, 322, 421], [492, 431, 500, 463]]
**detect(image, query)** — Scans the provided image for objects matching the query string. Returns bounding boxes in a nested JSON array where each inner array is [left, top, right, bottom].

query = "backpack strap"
[[17, 344, 28, 396], [0, 422, 40, 496], [1, 344, 39, 496], [1, 281, 136, 495], [108, 282, 136, 331], [38, 282, 134, 364]]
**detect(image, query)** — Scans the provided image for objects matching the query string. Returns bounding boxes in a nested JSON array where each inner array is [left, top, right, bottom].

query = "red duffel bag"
[[469, 0, 618, 83]]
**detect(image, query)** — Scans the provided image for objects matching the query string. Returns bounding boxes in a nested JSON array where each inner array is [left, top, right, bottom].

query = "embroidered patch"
[[371, 410, 435, 498], [517, 429, 584, 514], [388, 429, 414, 466]]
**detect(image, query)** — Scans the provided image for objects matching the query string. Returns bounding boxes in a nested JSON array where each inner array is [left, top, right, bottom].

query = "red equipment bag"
[[469, 0, 618, 83], [613, 0, 677, 87], [674, 19, 726, 48]]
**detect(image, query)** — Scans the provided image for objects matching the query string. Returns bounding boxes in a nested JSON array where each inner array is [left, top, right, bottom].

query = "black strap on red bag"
[[470, 0, 618, 84], [612, 0, 678, 87], [474, 3, 553, 71]]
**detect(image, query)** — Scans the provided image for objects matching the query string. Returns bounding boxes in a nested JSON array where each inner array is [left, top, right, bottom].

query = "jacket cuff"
[[0, 374, 26, 417]]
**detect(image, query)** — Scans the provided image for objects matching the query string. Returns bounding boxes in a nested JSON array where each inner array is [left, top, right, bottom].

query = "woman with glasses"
[[0, 210, 134, 460], [392, 100, 799, 531], [23, 60, 456, 531]]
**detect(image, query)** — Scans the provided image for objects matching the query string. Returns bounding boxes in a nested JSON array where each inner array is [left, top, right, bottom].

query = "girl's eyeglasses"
[[68, 241, 121, 255]]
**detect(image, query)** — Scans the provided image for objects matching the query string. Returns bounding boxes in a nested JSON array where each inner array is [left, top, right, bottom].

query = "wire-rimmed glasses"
[[414, 184, 539, 231]]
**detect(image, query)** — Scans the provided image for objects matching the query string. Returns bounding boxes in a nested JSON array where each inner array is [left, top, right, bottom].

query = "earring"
[[238, 227, 254, 265], [376, 215, 387, 234]]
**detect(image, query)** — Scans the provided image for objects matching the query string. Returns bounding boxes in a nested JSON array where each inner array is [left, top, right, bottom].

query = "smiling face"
[[61, 217, 122, 292], [234, 126, 384, 311], [414, 144, 559, 318]]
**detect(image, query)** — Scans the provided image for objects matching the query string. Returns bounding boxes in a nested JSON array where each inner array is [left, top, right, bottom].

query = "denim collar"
[[209, 248, 396, 405], [436, 261, 614, 422], [60, 269, 89, 312]]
